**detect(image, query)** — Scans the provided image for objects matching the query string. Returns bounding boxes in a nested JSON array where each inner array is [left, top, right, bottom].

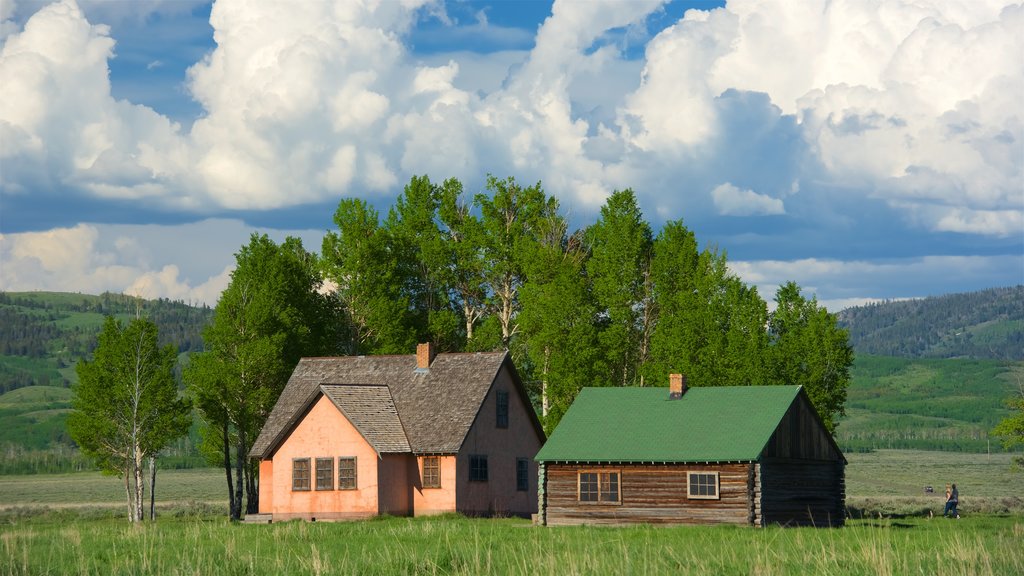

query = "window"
[[315, 458, 334, 491], [422, 456, 441, 489], [292, 458, 310, 491], [469, 455, 488, 482], [516, 458, 529, 492], [578, 471, 619, 503], [688, 471, 719, 500], [496, 390, 509, 428], [338, 457, 357, 490]]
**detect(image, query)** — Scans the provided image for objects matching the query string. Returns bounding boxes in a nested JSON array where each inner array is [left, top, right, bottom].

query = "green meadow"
[[1, 450, 1021, 575]]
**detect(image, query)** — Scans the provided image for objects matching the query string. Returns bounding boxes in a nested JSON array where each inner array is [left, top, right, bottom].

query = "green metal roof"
[[535, 385, 802, 463]]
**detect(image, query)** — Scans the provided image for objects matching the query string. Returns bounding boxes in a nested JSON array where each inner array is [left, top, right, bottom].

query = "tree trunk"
[[541, 345, 550, 419], [148, 455, 157, 521], [124, 462, 134, 523], [133, 445, 145, 522], [231, 433, 245, 521], [221, 419, 237, 519], [245, 459, 259, 514]]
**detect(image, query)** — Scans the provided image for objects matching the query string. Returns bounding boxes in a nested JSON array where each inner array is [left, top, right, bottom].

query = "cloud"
[[4, 0, 1020, 235], [730, 255, 1024, 312], [0, 219, 325, 306], [1, 0, 1022, 313], [711, 182, 785, 216]]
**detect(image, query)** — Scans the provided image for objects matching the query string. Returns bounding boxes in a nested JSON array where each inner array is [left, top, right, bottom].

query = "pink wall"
[[457, 368, 544, 516], [259, 460, 273, 513], [265, 394, 381, 520], [411, 455, 457, 515]]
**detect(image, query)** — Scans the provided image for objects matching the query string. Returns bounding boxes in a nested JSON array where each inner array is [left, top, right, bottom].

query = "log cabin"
[[535, 374, 845, 527], [248, 343, 545, 522]]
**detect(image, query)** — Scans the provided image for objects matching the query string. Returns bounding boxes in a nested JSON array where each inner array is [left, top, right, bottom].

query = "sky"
[[0, 0, 1022, 311]]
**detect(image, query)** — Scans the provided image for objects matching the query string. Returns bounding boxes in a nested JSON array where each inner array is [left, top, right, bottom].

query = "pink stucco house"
[[248, 344, 545, 521]]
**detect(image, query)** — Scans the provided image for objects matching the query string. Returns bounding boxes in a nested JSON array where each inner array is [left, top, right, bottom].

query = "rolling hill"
[[0, 287, 1020, 473]]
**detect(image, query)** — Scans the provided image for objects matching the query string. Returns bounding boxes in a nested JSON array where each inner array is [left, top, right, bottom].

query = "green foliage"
[[518, 202, 600, 431], [991, 375, 1024, 467], [838, 285, 1024, 360], [584, 189, 653, 388], [187, 233, 341, 519], [0, 291, 213, 394], [67, 316, 191, 521], [768, 282, 853, 432], [643, 220, 768, 389], [839, 356, 1020, 452]]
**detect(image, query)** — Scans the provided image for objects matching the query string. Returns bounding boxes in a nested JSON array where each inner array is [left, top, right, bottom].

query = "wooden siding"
[[543, 463, 753, 526], [758, 459, 845, 527], [762, 394, 843, 462]]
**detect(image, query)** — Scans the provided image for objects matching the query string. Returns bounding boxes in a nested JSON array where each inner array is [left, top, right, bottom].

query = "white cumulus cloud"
[[711, 182, 785, 216]]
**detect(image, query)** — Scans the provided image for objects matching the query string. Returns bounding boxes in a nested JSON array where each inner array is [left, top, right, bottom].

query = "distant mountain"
[[837, 286, 1024, 360], [0, 291, 214, 393]]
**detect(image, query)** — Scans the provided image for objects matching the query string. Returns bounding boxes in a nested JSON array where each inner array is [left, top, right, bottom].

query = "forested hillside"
[[837, 286, 1024, 360], [0, 292, 213, 393]]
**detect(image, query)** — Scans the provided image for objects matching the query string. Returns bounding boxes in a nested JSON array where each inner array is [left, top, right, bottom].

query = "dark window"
[[423, 456, 441, 488], [338, 457, 357, 490], [315, 458, 334, 491], [578, 471, 619, 503], [578, 472, 598, 501], [516, 458, 529, 492], [469, 455, 488, 482], [688, 472, 719, 500], [496, 390, 509, 428], [292, 458, 310, 491]]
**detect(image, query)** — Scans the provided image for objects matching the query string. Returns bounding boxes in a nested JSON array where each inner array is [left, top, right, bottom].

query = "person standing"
[[943, 483, 960, 518]]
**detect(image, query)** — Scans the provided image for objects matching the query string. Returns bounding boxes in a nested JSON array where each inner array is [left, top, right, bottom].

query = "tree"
[[767, 282, 853, 432], [518, 201, 599, 430], [322, 199, 415, 354], [476, 175, 549, 348], [992, 376, 1024, 469], [643, 221, 768, 389], [438, 177, 488, 346], [68, 316, 190, 522], [585, 189, 653, 387], [384, 175, 463, 350], [186, 234, 340, 520]]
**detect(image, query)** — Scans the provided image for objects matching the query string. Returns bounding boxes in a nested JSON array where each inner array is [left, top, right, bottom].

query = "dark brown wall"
[[762, 394, 843, 461], [757, 460, 845, 527], [543, 463, 754, 526]]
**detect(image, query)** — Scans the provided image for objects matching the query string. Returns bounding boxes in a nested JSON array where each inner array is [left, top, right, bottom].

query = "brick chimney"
[[669, 373, 687, 399], [416, 342, 437, 370]]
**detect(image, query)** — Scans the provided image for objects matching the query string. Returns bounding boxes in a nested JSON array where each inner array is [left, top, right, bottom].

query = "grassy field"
[[837, 357, 1021, 452], [1, 512, 1021, 575], [0, 451, 1021, 574]]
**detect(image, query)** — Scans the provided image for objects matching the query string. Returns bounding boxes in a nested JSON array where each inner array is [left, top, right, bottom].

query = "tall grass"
[[1, 515, 1021, 575]]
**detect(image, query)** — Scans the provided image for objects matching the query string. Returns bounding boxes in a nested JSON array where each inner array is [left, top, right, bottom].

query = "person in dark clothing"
[[943, 483, 960, 518]]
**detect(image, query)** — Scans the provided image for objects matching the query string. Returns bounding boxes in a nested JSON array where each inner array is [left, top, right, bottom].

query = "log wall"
[[543, 463, 754, 526]]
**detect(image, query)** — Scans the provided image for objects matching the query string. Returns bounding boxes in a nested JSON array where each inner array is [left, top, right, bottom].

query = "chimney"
[[669, 373, 687, 399], [416, 342, 436, 370]]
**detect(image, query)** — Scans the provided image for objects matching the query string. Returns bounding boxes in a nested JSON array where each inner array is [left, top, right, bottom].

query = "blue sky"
[[1, 0, 1022, 309]]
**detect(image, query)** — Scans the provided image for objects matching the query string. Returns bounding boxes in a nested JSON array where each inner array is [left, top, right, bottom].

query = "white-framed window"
[[687, 471, 720, 500]]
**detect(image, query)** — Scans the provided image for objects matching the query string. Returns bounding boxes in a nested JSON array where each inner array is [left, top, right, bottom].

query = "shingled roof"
[[321, 385, 410, 454], [251, 351, 532, 458]]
